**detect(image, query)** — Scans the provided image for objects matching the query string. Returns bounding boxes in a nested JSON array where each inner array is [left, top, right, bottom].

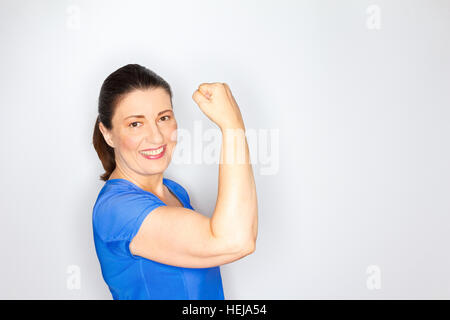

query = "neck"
[[109, 167, 165, 197]]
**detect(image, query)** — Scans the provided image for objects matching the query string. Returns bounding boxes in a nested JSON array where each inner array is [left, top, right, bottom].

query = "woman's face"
[[101, 87, 177, 176]]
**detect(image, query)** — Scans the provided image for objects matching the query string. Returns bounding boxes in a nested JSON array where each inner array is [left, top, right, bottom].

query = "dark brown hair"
[[92, 64, 173, 181]]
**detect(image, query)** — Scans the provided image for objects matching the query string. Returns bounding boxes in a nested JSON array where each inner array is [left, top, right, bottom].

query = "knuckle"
[[221, 83, 230, 93], [198, 83, 208, 91]]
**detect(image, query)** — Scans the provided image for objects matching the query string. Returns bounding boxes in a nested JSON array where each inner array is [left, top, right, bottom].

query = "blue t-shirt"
[[92, 177, 225, 300]]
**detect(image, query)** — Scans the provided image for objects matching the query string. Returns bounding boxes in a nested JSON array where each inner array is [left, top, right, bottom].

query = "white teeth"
[[140, 147, 164, 156]]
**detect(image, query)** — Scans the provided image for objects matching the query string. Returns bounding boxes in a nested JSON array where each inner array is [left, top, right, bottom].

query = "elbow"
[[247, 240, 256, 254], [240, 232, 257, 255], [224, 234, 256, 257], [239, 239, 256, 256]]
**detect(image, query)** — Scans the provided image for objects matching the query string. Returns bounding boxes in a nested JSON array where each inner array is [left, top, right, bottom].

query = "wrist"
[[219, 120, 245, 132]]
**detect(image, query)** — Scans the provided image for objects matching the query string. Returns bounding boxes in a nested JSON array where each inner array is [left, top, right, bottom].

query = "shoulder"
[[92, 181, 165, 241]]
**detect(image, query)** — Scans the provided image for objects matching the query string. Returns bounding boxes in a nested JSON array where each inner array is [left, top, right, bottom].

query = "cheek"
[[120, 135, 141, 152], [165, 124, 178, 144], [168, 129, 177, 144]]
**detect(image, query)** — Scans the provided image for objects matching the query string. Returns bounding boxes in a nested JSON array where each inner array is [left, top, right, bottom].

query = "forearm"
[[210, 123, 258, 247]]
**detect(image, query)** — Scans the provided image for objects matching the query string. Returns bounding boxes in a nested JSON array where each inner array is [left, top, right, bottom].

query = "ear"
[[98, 122, 115, 148]]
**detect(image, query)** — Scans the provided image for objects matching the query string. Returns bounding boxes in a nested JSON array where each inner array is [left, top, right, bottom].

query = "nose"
[[145, 122, 164, 145]]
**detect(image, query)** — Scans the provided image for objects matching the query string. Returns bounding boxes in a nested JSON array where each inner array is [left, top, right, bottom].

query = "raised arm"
[[129, 83, 258, 268]]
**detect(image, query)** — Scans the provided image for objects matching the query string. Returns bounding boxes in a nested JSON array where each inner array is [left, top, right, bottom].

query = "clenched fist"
[[192, 83, 245, 130]]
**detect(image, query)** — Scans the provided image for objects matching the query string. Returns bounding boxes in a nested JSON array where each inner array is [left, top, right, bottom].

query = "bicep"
[[129, 206, 251, 268]]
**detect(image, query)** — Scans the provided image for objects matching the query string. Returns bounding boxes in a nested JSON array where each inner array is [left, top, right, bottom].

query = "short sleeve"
[[93, 190, 166, 258]]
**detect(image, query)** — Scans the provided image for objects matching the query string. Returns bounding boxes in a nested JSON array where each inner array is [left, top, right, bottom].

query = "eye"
[[160, 115, 171, 121], [129, 121, 142, 128]]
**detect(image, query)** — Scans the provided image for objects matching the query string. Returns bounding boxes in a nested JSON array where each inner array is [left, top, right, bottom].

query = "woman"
[[92, 64, 258, 300]]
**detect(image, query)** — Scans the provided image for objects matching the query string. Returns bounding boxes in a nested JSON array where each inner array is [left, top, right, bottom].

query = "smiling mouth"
[[139, 145, 165, 156]]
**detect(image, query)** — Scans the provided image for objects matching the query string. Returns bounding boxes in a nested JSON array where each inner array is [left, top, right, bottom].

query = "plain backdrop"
[[0, 0, 449, 299]]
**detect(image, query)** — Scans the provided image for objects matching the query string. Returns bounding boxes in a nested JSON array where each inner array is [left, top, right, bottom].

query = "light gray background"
[[0, 0, 449, 299]]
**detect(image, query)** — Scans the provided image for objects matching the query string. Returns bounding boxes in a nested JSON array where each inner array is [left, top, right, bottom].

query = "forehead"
[[115, 87, 172, 119]]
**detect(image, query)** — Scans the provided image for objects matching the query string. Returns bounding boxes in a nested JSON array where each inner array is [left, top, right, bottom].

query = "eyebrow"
[[123, 109, 173, 120]]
